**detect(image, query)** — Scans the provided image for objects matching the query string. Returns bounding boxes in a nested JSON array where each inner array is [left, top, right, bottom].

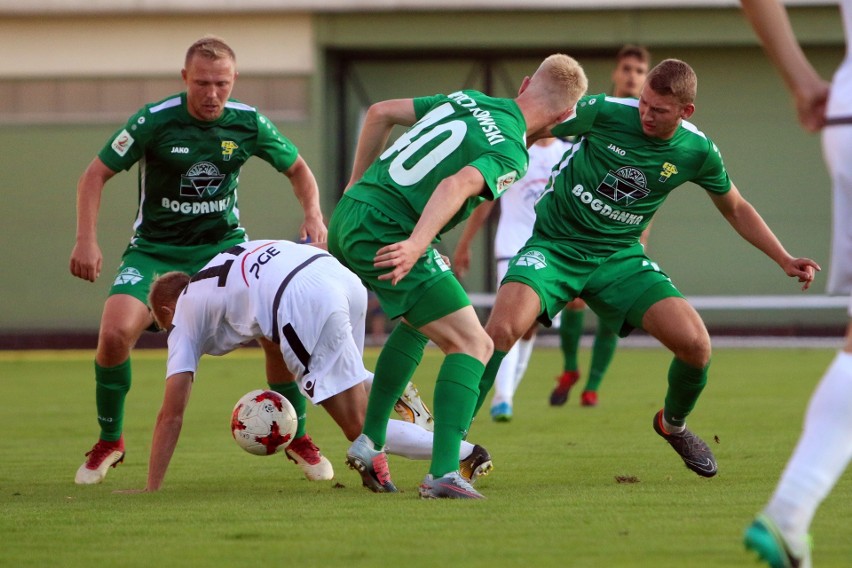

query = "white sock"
[[383, 419, 474, 461], [513, 336, 536, 390], [491, 342, 520, 407], [766, 351, 852, 542]]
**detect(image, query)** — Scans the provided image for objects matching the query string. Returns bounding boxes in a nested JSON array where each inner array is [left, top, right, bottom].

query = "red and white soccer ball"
[[230, 390, 298, 456]]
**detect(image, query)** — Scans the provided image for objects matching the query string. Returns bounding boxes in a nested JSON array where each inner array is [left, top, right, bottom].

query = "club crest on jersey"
[[659, 162, 678, 183], [596, 166, 649, 206], [180, 161, 226, 198], [221, 140, 239, 161], [113, 267, 144, 286], [496, 171, 517, 195], [514, 250, 547, 270], [111, 129, 134, 157]]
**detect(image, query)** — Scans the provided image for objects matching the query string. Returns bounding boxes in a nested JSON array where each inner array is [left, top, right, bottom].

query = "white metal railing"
[[468, 293, 849, 310]]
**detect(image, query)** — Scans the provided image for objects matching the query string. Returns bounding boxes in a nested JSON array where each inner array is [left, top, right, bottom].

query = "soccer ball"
[[230, 390, 298, 456]]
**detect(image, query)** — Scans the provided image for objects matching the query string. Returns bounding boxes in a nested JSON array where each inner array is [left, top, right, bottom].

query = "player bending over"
[[129, 240, 490, 492]]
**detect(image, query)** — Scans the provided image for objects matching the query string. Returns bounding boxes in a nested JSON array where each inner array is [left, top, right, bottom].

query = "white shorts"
[[823, 124, 852, 302], [275, 262, 370, 404]]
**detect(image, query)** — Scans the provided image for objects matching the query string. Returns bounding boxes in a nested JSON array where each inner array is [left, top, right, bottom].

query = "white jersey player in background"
[[453, 138, 569, 420], [124, 240, 491, 492], [741, 1, 847, 567]]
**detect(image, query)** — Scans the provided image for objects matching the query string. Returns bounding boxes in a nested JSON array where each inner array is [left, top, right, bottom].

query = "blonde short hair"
[[645, 59, 697, 105], [529, 54, 589, 114], [148, 271, 191, 330], [185, 36, 236, 67]]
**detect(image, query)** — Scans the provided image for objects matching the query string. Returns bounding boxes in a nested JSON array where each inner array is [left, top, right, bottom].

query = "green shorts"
[[108, 236, 247, 305], [502, 237, 683, 337], [328, 196, 470, 327]]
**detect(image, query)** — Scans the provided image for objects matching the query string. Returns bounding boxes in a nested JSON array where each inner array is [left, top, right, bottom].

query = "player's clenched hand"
[[783, 256, 821, 291], [794, 79, 830, 133], [374, 240, 425, 286], [69, 241, 103, 283], [452, 245, 470, 279], [300, 215, 328, 244]]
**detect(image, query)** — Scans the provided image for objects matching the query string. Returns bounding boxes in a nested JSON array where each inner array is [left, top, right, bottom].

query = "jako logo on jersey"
[[607, 144, 626, 156], [221, 140, 238, 161], [659, 162, 678, 183], [113, 267, 144, 286], [514, 251, 547, 270], [171, 147, 189, 154], [496, 171, 518, 195], [180, 161, 226, 197], [111, 130, 134, 157]]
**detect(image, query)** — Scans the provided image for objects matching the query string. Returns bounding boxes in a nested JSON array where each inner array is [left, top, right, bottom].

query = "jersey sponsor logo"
[[171, 146, 189, 154], [514, 250, 547, 270], [113, 267, 144, 286], [161, 197, 231, 215], [180, 161, 226, 198], [447, 91, 506, 146], [221, 140, 239, 161], [571, 184, 644, 226], [596, 166, 649, 206], [111, 129, 134, 157], [659, 162, 678, 183], [496, 171, 517, 195]]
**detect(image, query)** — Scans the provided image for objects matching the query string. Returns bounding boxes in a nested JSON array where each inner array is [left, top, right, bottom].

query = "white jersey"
[[824, 0, 852, 298], [827, 0, 852, 120], [494, 139, 571, 262], [166, 240, 369, 403]]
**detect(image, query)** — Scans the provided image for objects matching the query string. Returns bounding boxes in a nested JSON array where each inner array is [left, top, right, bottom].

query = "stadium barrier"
[[468, 293, 849, 310]]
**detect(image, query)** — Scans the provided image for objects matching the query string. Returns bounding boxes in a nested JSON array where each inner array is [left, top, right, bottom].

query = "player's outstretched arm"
[[284, 156, 326, 243], [145, 373, 194, 492], [70, 157, 117, 283], [375, 166, 486, 286], [452, 200, 496, 279], [345, 99, 417, 190], [709, 184, 820, 290], [740, 0, 829, 132]]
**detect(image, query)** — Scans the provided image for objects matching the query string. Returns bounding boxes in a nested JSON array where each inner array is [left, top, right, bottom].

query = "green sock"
[[267, 382, 307, 439], [663, 358, 709, 427], [472, 350, 507, 419], [584, 325, 618, 392], [95, 358, 132, 442], [559, 309, 585, 372], [363, 323, 429, 448], [430, 353, 485, 477]]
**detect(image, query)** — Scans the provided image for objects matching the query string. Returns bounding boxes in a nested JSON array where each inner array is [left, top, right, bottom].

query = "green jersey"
[[345, 90, 529, 237], [98, 93, 299, 246], [542, 94, 731, 253]]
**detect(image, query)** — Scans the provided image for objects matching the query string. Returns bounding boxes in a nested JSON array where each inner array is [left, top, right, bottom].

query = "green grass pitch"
[[1, 346, 850, 567]]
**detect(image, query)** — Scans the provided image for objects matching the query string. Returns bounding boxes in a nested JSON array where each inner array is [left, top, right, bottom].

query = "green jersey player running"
[[479, 58, 820, 478], [329, 54, 588, 498], [69, 36, 332, 485]]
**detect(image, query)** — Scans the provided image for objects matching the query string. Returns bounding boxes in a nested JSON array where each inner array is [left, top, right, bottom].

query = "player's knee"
[[470, 331, 494, 363], [96, 325, 136, 362], [672, 329, 711, 368], [485, 318, 517, 353]]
